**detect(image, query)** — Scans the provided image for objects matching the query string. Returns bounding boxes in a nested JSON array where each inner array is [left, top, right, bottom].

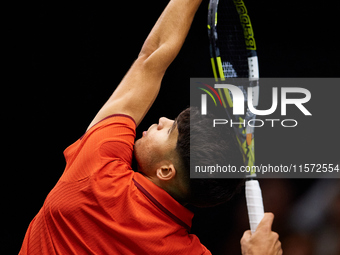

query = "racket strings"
[[216, 0, 248, 78]]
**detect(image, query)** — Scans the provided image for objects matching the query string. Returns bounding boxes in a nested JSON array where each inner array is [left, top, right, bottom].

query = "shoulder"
[[77, 114, 137, 147], [84, 114, 136, 137], [63, 114, 137, 175], [80, 114, 136, 158]]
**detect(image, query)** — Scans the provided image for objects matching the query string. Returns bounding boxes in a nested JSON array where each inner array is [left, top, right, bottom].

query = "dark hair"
[[175, 107, 244, 207]]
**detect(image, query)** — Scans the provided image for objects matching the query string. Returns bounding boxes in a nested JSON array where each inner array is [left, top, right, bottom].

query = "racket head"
[[208, 0, 265, 232], [207, 0, 259, 171]]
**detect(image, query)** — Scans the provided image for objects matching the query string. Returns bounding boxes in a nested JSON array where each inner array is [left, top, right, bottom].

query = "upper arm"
[[87, 54, 166, 131]]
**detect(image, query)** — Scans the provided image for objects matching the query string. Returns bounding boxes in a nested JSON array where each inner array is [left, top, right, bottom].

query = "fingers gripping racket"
[[207, 0, 264, 233]]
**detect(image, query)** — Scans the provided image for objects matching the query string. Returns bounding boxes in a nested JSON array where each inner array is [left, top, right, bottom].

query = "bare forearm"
[[140, 0, 202, 70], [87, 0, 202, 129]]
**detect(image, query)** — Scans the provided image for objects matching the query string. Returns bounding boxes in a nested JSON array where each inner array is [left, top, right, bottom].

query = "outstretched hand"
[[240, 213, 282, 255]]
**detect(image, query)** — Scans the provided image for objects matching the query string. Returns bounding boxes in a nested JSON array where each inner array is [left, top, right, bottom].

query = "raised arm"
[[87, 0, 202, 130]]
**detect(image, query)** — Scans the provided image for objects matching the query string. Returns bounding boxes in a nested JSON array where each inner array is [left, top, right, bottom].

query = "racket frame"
[[207, 0, 264, 233]]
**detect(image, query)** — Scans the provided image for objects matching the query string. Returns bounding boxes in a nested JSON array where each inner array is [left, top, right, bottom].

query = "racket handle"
[[246, 180, 264, 233]]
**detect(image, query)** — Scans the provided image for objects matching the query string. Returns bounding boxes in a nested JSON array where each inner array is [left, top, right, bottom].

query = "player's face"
[[134, 117, 178, 175]]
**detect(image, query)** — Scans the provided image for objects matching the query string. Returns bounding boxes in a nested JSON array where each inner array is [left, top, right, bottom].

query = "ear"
[[156, 164, 176, 181]]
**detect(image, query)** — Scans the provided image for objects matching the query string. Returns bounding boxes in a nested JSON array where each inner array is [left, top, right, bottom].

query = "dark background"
[[6, 0, 339, 254]]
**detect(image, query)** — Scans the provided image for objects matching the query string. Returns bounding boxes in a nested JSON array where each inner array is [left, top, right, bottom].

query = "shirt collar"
[[133, 173, 194, 231]]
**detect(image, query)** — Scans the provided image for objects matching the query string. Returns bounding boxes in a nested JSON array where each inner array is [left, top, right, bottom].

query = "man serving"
[[20, 0, 282, 254]]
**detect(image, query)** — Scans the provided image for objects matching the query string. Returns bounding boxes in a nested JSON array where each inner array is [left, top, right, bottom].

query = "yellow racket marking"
[[216, 57, 225, 81], [223, 88, 233, 108], [216, 57, 234, 109], [210, 58, 218, 81], [236, 128, 255, 170]]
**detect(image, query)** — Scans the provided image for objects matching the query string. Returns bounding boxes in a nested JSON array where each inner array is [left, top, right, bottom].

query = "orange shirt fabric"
[[20, 114, 211, 255]]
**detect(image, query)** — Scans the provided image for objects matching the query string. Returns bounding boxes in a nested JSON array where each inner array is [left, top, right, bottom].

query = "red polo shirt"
[[20, 114, 211, 254]]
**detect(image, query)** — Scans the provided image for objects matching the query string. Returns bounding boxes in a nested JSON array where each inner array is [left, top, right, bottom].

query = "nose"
[[157, 117, 173, 130]]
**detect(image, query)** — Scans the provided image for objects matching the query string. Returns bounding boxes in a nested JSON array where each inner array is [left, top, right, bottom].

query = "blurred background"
[[5, 0, 339, 254]]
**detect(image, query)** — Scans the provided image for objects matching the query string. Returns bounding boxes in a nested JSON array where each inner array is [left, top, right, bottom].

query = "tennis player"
[[20, 0, 282, 254]]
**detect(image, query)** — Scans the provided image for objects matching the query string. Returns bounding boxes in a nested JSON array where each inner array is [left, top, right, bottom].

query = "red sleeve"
[[202, 245, 212, 255], [62, 114, 136, 182]]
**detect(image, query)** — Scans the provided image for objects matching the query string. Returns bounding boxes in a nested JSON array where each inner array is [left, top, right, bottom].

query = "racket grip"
[[246, 180, 264, 233]]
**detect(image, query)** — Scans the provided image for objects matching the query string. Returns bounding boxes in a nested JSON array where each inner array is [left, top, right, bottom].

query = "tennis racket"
[[207, 0, 264, 233]]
